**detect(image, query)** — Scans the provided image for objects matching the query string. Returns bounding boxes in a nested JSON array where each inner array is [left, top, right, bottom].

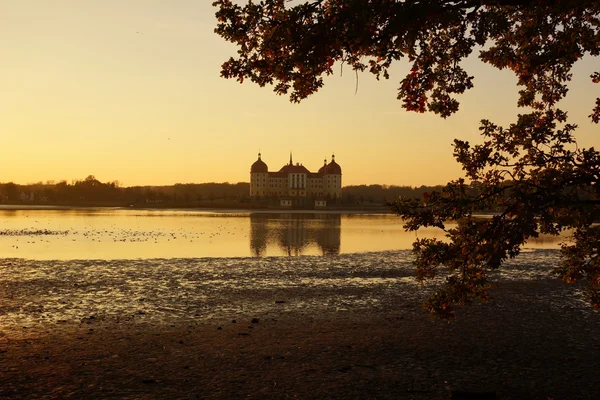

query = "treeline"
[[0, 177, 445, 207], [0, 176, 250, 207], [341, 184, 445, 204]]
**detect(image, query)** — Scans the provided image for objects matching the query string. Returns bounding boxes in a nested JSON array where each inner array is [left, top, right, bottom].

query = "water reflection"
[[0, 208, 567, 260], [250, 213, 341, 256]]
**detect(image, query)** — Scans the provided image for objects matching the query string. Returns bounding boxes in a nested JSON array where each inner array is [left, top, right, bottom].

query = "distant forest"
[[0, 175, 445, 208]]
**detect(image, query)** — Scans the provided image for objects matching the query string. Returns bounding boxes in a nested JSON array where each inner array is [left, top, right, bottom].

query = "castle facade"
[[250, 153, 342, 200]]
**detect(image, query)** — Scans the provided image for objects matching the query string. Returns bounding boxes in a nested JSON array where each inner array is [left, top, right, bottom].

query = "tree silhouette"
[[214, 0, 600, 318]]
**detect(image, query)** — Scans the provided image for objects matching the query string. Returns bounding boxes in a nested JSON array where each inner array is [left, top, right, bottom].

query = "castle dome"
[[251, 153, 268, 173], [318, 159, 328, 174], [325, 154, 342, 175]]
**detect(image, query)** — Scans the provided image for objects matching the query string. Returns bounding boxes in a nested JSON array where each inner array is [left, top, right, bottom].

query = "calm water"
[[0, 208, 566, 260]]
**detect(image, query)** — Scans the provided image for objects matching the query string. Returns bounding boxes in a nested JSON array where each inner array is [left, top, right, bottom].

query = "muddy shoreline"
[[1, 253, 599, 399]]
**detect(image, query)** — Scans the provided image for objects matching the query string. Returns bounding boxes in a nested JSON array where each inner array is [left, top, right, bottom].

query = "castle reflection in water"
[[249, 213, 341, 256]]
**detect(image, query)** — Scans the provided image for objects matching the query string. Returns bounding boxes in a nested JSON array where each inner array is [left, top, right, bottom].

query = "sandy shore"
[[1, 253, 599, 399]]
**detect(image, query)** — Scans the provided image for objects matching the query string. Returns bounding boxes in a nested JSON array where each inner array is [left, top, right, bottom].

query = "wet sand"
[[1, 252, 599, 399]]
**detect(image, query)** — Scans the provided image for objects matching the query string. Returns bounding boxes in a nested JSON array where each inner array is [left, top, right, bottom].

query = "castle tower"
[[250, 152, 269, 197], [323, 154, 342, 199]]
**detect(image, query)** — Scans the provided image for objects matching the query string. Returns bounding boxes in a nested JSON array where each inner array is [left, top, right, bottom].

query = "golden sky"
[[1, 0, 598, 187]]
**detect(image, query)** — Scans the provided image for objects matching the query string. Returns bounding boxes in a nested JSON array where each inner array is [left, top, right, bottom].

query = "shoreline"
[[1, 276, 598, 399], [0, 204, 393, 214], [0, 204, 504, 217], [1, 251, 599, 398]]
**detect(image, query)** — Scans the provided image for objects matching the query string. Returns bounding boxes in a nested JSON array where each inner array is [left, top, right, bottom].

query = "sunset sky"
[[1, 0, 598, 187]]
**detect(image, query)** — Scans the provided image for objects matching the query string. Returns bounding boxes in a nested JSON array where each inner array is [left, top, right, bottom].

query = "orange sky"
[[1, 1, 598, 187]]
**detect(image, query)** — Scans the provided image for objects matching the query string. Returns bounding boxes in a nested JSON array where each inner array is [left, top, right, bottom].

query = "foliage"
[[342, 184, 446, 204], [0, 180, 251, 206], [214, 0, 600, 318], [1, 179, 442, 207]]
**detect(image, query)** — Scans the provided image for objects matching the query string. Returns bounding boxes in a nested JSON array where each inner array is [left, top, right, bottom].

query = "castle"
[[250, 153, 342, 203]]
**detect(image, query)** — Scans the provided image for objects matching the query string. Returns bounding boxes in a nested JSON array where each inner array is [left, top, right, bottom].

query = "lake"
[[0, 208, 577, 334], [0, 208, 566, 260]]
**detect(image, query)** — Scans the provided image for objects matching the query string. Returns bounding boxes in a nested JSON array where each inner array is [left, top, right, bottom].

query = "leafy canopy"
[[214, 0, 600, 318]]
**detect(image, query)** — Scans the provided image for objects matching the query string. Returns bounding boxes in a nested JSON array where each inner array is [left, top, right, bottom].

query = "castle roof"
[[250, 153, 268, 173], [278, 163, 311, 174], [318, 159, 328, 174], [326, 159, 342, 175], [318, 155, 342, 175], [250, 153, 341, 175]]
